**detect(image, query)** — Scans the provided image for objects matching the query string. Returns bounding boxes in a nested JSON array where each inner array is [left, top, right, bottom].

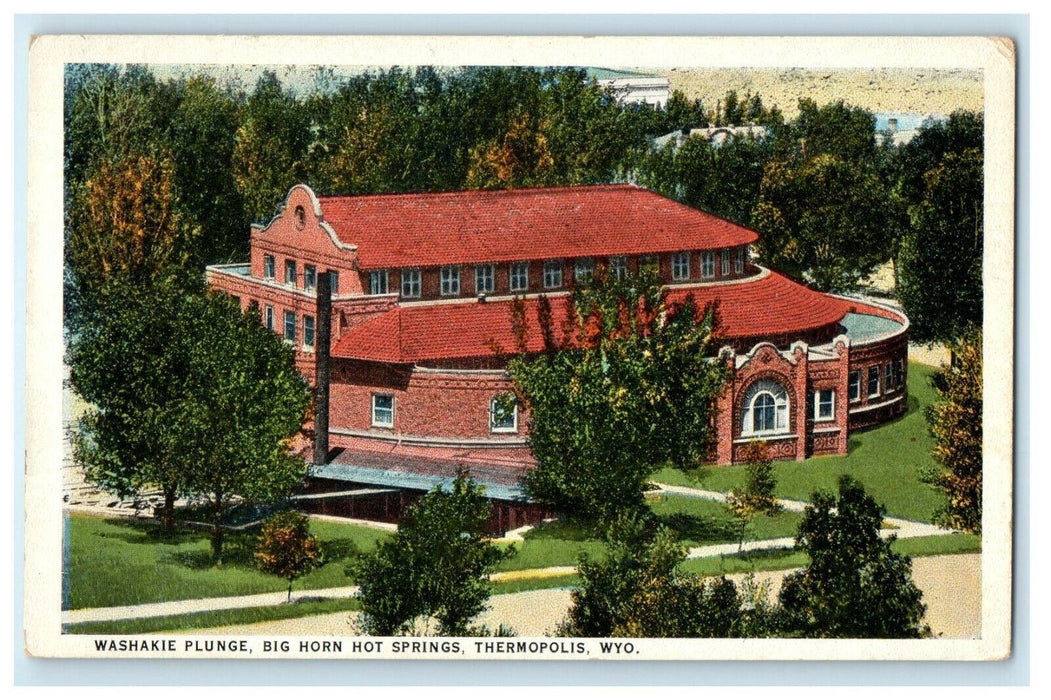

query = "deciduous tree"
[[727, 441, 781, 552], [508, 272, 728, 521], [922, 330, 983, 533], [777, 476, 929, 638], [256, 510, 325, 602]]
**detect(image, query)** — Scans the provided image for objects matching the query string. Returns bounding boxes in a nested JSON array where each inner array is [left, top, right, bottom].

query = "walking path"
[[64, 482, 956, 627]]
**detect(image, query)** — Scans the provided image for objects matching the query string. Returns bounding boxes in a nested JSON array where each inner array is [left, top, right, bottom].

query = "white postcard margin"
[[24, 34, 1016, 660]]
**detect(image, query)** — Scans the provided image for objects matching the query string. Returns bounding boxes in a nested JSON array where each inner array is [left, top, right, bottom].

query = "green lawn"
[[66, 513, 389, 610], [653, 361, 946, 522], [649, 494, 803, 547], [65, 597, 361, 635]]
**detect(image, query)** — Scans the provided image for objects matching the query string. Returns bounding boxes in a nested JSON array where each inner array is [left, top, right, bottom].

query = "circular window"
[[294, 205, 306, 230]]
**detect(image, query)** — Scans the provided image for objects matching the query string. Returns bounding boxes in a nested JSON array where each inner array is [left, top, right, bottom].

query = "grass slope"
[[66, 514, 388, 610], [654, 362, 946, 522]]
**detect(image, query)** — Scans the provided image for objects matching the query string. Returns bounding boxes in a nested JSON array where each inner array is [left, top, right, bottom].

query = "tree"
[[896, 147, 983, 344], [69, 279, 311, 555], [727, 441, 782, 552], [354, 470, 512, 636], [256, 510, 325, 602], [508, 272, 728, 521], [922, 330, 983, 533], [560, 512, 765, 638], [752, 152, 894, 292], [67, 149, 202, 315], [777, 476, 929, 638], [232, 71, 311, 223]]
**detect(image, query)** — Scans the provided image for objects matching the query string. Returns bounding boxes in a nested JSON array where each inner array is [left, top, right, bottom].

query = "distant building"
[[596, 76, 671, 108], [651, 124, 770, 151], [207, 184, 909, 528], [874, 112, 945, 147]]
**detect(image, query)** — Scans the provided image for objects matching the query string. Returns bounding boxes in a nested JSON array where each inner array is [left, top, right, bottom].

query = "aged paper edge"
[[24, 34, 1016, 661]]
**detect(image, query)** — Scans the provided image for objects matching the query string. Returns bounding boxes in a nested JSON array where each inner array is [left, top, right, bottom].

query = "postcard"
[[24, 34, 1015, 660]]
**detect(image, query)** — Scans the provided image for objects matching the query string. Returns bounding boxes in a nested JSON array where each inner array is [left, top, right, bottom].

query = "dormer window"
[[369, 270, 389, 295], [735, 247, 745, 274], [722, 248, 731, 276], [285, 259, 297, 287]]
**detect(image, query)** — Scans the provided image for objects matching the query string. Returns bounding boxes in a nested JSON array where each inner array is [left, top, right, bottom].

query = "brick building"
[[207, 183, 908, 527]]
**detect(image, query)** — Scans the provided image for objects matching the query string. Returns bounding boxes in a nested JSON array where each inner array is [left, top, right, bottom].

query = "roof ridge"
[[315, 183, 640, 202]]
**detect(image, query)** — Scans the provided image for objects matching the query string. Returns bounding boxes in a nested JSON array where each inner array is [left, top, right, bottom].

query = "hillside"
[[655, 67, 983, 118]]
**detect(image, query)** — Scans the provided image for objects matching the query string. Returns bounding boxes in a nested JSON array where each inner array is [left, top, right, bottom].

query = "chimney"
[[313, 270, 332, 466]]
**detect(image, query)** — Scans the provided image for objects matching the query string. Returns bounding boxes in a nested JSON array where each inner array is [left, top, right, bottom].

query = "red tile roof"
[[331, 270, 856, 363], [317, 184, 759, 270]]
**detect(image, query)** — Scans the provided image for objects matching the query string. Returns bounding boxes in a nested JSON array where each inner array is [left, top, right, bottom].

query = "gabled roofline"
[[251, 184, 358, 252]]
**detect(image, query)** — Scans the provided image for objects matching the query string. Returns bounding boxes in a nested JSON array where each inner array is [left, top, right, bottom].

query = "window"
[[672, 253, 690, 281], [304, 265, 317, 292], [329, 270, 340, 294], [722, 248, 731, 276], [741, 379, 790, 436], [401, 268, 421, 299], [735, 247, 745, 274], [701, 251, 715, 279], [814, 389, 835, 421], [849, 370, 861, 402], [885, 363, 894, 392], [895, 359, 905, 390], [609, 256, 627, 280], [294, 205, 306, 229], [489, 395, 518, 433], [283, 310, 296, 343], [574, 258, 594, 285], [639, 255, 659, 275], [510, 262, 529, 292], [475, 264, 495, 294], [264, 305, 274, 331], [285, 259, 297, 286], [303, 315, 316, 351], [263, 255, 276, 280], [868, 366, 880, 397], [371, 394, 394, 428], [369, 270, 389, 295], [440, 266, 461, 296], [543, 260, 563, 289]]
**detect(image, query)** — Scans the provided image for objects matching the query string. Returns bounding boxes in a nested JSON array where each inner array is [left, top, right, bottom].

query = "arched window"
[[741, 379, 790, 436]]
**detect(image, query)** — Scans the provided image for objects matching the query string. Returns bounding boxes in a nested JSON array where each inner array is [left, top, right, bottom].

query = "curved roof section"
[[316, 184, 759, 270], [331, 270, 860, 364]]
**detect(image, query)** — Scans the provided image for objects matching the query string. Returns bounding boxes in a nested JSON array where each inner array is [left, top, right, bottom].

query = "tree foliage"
[[560, 512, 771, 638], [354, 470, 512, 636], [508, 271, 728, 521], [67, 149, 201, 313], [727, 440, 782, 551], [777, 476, 929, 638], [256, 510, 324, 602], [923, 330, 983, 533], [69, 279, 311, 557], [897, 146, 983, 344]]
